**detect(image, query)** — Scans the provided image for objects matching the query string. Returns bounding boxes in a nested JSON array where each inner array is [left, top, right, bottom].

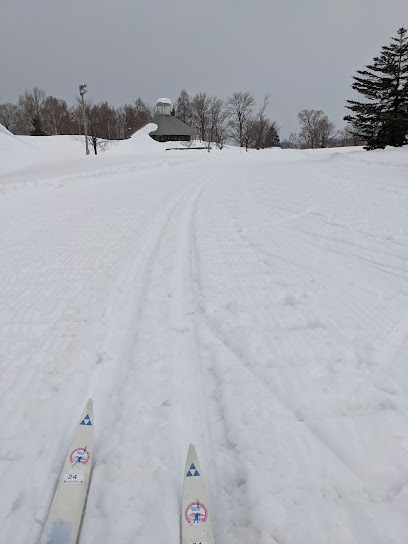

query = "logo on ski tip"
[[185, 501, 208, 525], [70, 447, 89, 467], [80, 415, 92, 426], [186, 463, 200, 477]]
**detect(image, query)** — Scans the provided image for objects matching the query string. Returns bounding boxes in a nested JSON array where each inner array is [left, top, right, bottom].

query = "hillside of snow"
[[0, 128, 407, 543]]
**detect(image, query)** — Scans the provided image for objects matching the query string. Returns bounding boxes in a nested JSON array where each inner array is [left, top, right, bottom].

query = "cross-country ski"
[[38, 399, 94, 544], [182, 444, 215, 544]]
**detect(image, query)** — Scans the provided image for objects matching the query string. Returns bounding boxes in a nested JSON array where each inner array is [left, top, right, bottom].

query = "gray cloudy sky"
[[1, 0, 407, 136]]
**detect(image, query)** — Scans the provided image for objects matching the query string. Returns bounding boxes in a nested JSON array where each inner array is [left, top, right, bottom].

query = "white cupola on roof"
[[156, 98, 172, 115]]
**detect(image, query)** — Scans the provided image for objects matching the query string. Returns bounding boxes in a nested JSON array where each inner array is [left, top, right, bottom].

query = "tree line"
[[0, 86, 360, 151], [0, 88, 153, 141], [1, 27, 406, 152], [0, 88, 281, 151], [286, 112, 360, 149]]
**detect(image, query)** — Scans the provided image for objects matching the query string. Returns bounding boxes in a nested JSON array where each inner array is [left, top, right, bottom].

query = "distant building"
[[149, 98, 198, 142], [279, 141, 293, 149]]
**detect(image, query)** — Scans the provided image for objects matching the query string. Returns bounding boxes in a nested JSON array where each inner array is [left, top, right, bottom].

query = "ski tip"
[[83, 398, 93, 414], [186, 444, 200, 467], [187, 443, 197, 455]]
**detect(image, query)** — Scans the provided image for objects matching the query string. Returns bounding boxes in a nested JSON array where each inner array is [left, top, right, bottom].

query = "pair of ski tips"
[[39, 400, 215, 544]]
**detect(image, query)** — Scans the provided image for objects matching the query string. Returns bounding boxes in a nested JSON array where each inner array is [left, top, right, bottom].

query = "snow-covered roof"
[[156, 98, 171, 105], [149, 114, 198, 136]]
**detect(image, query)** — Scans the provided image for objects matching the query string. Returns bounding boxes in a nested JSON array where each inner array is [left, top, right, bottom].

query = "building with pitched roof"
[[149, 98, 198, 142]]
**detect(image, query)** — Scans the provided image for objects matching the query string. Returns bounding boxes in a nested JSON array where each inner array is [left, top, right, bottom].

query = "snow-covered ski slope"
[[1, 126, 408, 543]]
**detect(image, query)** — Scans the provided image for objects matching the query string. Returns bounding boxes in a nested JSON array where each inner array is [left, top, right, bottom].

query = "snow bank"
[[334, 145, 408, 168], [0, 124, 208, 193], [108, 122, 159, 153], [0, 123, 41, 176], [0, 135, 92, 189], [131, 122, 158, 140], [0, 123, 16, 138], [0, 122, 161, 185]]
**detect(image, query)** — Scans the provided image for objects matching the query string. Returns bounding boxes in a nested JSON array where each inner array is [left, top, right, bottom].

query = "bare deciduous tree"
[[319, 116, 336, 147], [82, 102, 102, 154], [115, 106, 127, 140], [208, 97, 228, 149], [227, 93, 279, 150], [0, 103, 19, 132], [288, 132, 299, 149], [119, 99, 152, 138], [96, 101, 115, 140], [298, 109, 321, 148], [226, 91, 255, 149], [123, 104, 138, 139], [133, 98, 152, 130], [174, 89, 193, 125], [18, 87, 47, 134], [252, 94, 270, 149], [298, 109, 336, 148], [337, 123, 361, 147], [242, 113, 257, 151], [43, 96, 72, 135], [191, 92, 211, 142]]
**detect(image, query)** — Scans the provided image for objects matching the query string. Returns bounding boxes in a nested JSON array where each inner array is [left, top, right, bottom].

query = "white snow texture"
[[0, 124, 408, 544]]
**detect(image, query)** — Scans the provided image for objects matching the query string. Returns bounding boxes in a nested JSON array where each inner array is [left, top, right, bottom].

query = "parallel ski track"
[[78, 171, 216, 543], [0, 162, 216, 543]]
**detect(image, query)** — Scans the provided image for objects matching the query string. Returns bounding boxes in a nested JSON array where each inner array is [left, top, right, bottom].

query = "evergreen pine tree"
[[264, 123, 280, 148], [344, 27, 408, 150], [31, 116, 46, 136]]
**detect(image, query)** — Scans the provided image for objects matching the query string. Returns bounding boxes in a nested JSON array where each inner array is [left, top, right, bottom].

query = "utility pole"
[[79, 83, 90, 155]]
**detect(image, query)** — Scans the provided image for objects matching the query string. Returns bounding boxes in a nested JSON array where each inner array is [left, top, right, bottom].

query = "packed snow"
[[0, 124, 408, 544]]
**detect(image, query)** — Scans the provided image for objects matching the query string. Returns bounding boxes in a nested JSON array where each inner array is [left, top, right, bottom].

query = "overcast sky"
[[1, 0, 407, 137]]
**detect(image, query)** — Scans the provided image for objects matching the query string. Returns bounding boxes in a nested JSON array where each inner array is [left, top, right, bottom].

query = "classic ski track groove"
[[0, 164, 212, 543], [79, 173, 217, 540], [78, 172, 216, 543]]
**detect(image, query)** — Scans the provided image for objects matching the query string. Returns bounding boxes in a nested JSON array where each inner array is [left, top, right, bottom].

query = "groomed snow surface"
[[1, 126, 408, 543]]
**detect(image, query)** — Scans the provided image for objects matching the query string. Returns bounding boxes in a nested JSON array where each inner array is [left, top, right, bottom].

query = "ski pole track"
[[168, 178, 214, 458], [200, 313, 388, 491], [235, 162, 406, 379], [227, 161, 408, 353]]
